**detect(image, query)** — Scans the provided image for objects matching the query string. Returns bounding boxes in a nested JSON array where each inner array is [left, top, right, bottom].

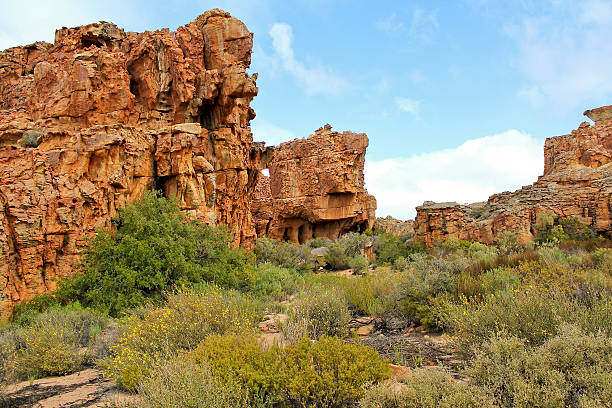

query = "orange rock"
[[252, 124, 377, 244], [414, 107, 612, 246], [0, 10, 259, 318]]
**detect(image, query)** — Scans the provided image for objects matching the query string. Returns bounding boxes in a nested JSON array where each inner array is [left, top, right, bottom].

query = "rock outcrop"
[[414, 107, 612, 246], [0, 10, 259, 317], [373, 216, 414, 237], [252, 125, 377, 244]]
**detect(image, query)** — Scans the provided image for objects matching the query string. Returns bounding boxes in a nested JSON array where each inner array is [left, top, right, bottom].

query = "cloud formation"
[[395, 97, 420, 116], [268, 23, 348, 96], [509, 0, 612, 109], [365, 130, 543, 219]]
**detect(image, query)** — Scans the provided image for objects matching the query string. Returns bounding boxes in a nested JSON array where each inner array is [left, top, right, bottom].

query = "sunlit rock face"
[[252, 125, 377, 244], [0, 9, 260, 317], [414, 107, 612, 247]]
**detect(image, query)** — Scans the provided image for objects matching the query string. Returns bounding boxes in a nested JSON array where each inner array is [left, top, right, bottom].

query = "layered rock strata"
[[414, 108, 612, 246], [252, 125, 377, 244], [0, 10, 259, 317]]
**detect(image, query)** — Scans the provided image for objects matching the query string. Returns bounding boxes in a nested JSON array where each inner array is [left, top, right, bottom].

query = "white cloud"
[[365, 130, 543, 219], [375, 13, 404, 33], [251, 119, 297, 146], [395, 97, 420, 116], [509, 0, 612, 109], [268, 22, 348, 96]]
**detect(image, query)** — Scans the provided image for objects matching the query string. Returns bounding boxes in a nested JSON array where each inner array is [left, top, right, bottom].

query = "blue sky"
[[2, 0, 612, 219]]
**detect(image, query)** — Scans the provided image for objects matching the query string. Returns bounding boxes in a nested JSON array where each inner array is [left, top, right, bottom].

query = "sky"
[[2, 0, 612, 219]]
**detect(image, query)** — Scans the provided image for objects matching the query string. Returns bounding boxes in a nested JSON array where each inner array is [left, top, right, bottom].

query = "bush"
[[496, 231, 524, 255], [441, 286, 611, 353], [252, 263, 303, 300], [340, 272, 406, 316], [469, 325, 612, 407], [397, 254, 468, 327], [360, 367, 492, 408], [56, 191, 252, 316], [105, 287, 258, 391], [19, 130, 43, 147], [392, 256, 409, 271], [193, 334, 391, 407], [374, 233, 422, 264], [337, 232, 372, 257], [325, 241, 351, 270], [116, 356, 249, 408], [349, 255, 369, 275], [0, 306, 109, 384], [284, 287, 350, 342], [254, 237, 316, 273]]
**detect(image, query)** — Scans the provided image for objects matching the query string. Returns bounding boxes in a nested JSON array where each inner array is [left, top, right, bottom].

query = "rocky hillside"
[[414, 107, 612, 246]]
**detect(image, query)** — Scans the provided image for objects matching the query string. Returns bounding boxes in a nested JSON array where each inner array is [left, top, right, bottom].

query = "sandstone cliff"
[[414, 108, 612, 246], [373, 216, 414, 237], [0, 10, 259, 317], [252, 125, 377, 244]]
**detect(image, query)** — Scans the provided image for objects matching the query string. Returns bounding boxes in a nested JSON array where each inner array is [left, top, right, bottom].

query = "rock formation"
[[252, 125, 377, 244], [0, 10, 259, 317], [414, 107, 612, 246], [373, 216, 414, 237]]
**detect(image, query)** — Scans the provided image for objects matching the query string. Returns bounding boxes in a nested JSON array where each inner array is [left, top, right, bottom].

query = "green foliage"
[[19, 130, 42, 147], [116, 356, 249, 408], [360, 367, 492, 408], [325, 241, 351, 270], [254, 237, 316, 273], [349, 255, 369, 275], [252, 263, 303, 300], [193, 334, 391, 408], [285, 286, 350, 341], [469, 325, 612, 408], [469, 205, 491, 220], [337, 232, 372, 257], [559, 217, 597, 241], [496, 231, 524, 255], [105, 287, 258, 391], [0, 306, 109, 384], [392, 256, 409, 271], [397, 254, 469, 327], [56, 191, 251, 316], [374, 233, 423, 264], [11, 294, 59, 324]]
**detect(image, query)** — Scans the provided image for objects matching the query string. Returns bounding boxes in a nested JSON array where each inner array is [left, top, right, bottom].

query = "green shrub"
[[56, 191, 251, 316], [374, 233, 422, 264], [0, 306, 109, 384], [193, 334, 391, 408], [116, 356, 249, 408], [397, 254, 468, 327], [392, 256, 409, 271], [285, 287, 350, 341], [19, 130, 43, 147], [252, 263, 303, 300], [496, 231, 524, 255], [360, 367, 492, 408], [469, 325, 612, 408], [337, 232, 372, 257], [349, 255, 369, 275], [325, 241, 350, 270], [559, 217, 596, 241], [254, 237, 316, 273], [106, 287, 258, 391], [11, 294, 59, 324], [341, 272, 406, 316]]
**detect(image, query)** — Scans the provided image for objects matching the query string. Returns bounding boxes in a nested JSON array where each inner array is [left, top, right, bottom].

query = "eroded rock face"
[[373, 216, 414, 237], [414, 108, 612, 246], [0, 10, 259, 317], [252, 125, 377, 244]]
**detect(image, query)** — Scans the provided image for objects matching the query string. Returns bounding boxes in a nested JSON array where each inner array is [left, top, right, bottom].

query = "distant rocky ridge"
[[252, 125, 377, 244], [373, 216, 414, 237], [414, 107, 612, 246]]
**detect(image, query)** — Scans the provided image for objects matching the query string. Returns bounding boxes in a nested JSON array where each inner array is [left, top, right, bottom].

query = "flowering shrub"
[[193, 334, 391, 407], [106, 287, 258, 391]]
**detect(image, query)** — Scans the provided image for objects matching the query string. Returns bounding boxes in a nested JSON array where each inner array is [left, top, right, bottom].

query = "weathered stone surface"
[[414, 108, 612, 246], [0, 10, 259, 317], [252, 125, 377, 244], [374, 216, 414, 236]]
